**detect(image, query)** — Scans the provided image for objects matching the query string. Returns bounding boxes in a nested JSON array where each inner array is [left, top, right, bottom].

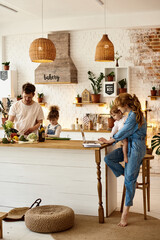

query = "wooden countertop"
[[0, 139, 109, 150]]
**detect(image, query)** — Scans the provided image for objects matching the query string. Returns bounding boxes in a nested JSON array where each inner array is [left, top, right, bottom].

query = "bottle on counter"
[[88, 120, 93, 130], [96, 115, 100, 131], [75, 118, 79, 130], [38, 124, 45, 142]]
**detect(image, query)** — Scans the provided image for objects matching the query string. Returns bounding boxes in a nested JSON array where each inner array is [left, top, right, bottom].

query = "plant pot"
[[2, 117, 8, 124], [108, 117, 115, 129], [107, 76, 114, 81], [91, 94, 101, 103], [17, 97, 22, 101], [38, 98, 43, 103], [75, 97, 82, 103], [3, 65, 9, 70], [119, 88, 127, 94], [150, 90, 157, 96], [159, 90, 160, 96]]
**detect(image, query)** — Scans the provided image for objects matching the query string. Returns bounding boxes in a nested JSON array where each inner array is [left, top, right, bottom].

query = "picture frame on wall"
[[103, 82, 117, 97]]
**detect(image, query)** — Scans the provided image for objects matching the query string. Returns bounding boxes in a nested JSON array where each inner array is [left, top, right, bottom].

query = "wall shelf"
[[73, 102, 106, 107], [148, 96, 160, 100], [39, 102, 46, 107]]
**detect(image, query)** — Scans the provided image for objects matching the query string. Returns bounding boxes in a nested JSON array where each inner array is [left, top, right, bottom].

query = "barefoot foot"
[[118, 214, 128, 227]]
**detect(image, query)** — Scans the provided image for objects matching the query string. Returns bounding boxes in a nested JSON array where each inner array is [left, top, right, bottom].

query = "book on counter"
[[83, 141, 101, 148]]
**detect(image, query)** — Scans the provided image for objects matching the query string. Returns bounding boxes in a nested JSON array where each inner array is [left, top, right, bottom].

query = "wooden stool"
[[0, 212, 8, 239], [120, 154, 154, 220]]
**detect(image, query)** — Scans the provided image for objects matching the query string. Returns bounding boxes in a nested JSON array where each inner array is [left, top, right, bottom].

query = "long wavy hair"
[[114, 93, 144, 127]]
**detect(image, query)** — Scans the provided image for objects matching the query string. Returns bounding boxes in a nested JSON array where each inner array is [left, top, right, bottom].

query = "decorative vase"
[[38, 98, 43, 103], [91, 94, 101, 103], [107, 76, 114, 81], [108, 117, 115, 129], [75, 97, 82, 103], [116, 59, 119, 67], [119, 88, 127, 94], [150, 90, 157, 96], [4, 65, 9, 70]]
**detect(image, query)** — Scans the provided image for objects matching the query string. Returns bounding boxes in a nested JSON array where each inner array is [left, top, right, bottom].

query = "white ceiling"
[[0, 0, 160, 24]]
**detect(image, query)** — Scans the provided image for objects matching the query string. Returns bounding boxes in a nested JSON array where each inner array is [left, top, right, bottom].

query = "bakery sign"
[[44, 74, 60, 82], [103, 82, 117, 97]]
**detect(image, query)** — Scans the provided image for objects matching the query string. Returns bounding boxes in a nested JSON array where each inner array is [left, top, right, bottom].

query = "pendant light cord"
[[42, 0, 43, 38], [104, 0, 106, 34]]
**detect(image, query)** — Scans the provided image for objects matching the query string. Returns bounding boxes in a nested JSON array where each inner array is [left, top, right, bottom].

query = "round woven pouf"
[[25, 205, 75, 233]]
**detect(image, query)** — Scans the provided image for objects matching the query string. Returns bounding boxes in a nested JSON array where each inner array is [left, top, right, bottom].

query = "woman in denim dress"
[[99, 93, 147, 227]]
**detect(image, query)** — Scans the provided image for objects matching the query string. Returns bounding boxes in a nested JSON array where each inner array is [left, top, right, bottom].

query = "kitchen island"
[[0, 140, 117, 223]]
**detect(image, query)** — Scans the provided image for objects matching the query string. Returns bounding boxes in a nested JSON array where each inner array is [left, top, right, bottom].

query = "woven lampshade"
[[95, 34, 114, 62], [29, 38, 56, 63]]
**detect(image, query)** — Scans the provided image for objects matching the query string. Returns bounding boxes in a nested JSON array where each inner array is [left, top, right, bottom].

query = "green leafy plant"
[[0, 98, 13, 118], [17, 94, 22, 99], [38, 93, 44, 98], [88, 71, 104, 94], [107, 71, 115, 77], [118, 78, 127, 88], [2, 61, 10, 66], [77, 94, 80, 98], [151, 133, 160, 155], [152, 86, 156, 91]]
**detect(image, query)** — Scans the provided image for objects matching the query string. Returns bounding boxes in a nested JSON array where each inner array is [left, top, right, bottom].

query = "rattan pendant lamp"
[[95, 0, 114, 62], [29, 0, 56, 63]]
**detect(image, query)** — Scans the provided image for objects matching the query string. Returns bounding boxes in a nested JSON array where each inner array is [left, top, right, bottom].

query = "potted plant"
[[17, 94, 22, 101], [107, 71, 115, 81], [118, 78, 127, 94], [37, 93, 44, 103], [88, 71, 104, 103], [150, 86, 157, 96], [114, 51, 122, 67], [0, 100, 8, 124], [2, 61, 10, 70], [151, 133, 160, 155], [75, 94, 82, 103], [108, 101, 115, 129]]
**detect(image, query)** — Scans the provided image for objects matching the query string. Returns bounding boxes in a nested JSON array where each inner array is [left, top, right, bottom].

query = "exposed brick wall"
[[127, 28, 160, 84]]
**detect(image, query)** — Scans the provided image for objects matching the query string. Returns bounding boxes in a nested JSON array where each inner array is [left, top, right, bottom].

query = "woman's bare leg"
[[122, 139, 128, 163], [118, 206, 130, 227]]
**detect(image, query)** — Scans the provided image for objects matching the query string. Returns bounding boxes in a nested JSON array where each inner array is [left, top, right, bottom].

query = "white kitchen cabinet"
[[0, 70, 17, 99], [103, 67, 130, 97]]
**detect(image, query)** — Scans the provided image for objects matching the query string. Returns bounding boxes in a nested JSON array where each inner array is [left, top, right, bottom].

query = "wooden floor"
[[2, 174, 160, 240]]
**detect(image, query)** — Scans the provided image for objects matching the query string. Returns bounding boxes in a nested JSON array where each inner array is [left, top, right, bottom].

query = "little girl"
[[46, 106, 61, 138], [110, 105, 128, 163]]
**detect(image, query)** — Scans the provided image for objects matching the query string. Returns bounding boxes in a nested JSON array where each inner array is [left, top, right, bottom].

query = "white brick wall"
[[3, 28, 160, 173]]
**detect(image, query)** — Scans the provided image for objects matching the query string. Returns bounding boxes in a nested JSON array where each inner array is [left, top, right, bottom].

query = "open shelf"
[[73, 102, 106, 107], [148, 96, 160, 100], [39, 102, 46, 107]]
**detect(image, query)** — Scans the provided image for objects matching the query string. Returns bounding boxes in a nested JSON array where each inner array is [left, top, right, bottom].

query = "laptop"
[[80, 127, 101, 147]]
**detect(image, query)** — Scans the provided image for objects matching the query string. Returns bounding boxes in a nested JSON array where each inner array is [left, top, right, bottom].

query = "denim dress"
[[47, 124, 60, 135], [104, 111, 147, 206]]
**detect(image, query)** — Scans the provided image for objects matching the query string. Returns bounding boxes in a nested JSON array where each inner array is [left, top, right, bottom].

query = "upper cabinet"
[[103, 67, 130, 97], [0, 70, 17, 98]]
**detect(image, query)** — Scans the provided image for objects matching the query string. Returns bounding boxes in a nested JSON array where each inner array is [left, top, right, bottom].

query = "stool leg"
[[147, 160, 150, 211], [0, 220, 2, 239], [142, 161, 147, 220], [120, 184, 126, 213]]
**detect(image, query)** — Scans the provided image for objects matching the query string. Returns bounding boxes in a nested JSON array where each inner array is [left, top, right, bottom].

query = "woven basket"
[[95, 34, 114, 62], [29, 38, 56, 62], [25, 205, 75, 233]]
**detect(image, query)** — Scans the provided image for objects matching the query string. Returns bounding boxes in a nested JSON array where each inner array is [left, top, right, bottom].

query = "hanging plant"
[[151, 133, 160, 155]]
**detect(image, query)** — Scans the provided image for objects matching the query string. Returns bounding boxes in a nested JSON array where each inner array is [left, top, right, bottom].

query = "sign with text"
[[103, 82, 117, 97]]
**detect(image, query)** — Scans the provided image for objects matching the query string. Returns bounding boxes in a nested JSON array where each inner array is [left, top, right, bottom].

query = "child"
[[46, 106, 61, 138], [110, 105, 128, 163]]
